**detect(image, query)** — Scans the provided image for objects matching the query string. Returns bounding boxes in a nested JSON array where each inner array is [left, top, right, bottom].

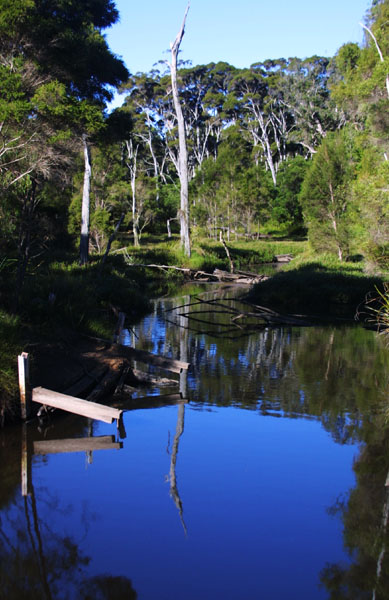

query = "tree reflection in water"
[[0, 479, 138, 599], [2, 286, 389, 598], [0, 420, 137, 600], [320, 428, 389, 600]]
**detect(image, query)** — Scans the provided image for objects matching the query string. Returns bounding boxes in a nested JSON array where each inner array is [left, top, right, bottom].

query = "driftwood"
[[274, 254, 293, 263], [124, 262, 268, 285], [165, 295, 313, 338]]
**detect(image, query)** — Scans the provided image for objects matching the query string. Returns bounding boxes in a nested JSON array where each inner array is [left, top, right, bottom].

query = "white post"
[[18, 352, 31, 420]]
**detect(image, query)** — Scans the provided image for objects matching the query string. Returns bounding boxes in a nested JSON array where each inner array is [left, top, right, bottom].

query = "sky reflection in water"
[[2, 287, 388, 599]]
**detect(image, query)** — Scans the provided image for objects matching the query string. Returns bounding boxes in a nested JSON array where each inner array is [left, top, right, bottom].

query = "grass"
[[247, 252, 387, 319], [123, 235, 307, 273]]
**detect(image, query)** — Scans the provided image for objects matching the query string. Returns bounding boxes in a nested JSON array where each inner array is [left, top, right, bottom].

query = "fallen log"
[[169, 295, 314, 335], [274, 254, 293, 263], [124, 262, 267, 285]]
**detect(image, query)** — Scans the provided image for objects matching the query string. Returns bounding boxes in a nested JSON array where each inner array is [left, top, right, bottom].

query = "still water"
[[1, 284, 389, 599]]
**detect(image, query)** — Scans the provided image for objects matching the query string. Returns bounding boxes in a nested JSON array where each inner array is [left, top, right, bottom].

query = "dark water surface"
[[1, 285, 389, 599]]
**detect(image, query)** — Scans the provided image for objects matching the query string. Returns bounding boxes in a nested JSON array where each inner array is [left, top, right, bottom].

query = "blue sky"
[[106, 0, 371, 76]]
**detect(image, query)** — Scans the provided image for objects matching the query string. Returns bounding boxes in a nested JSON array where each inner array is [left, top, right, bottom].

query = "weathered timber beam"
[[32, 387, 122, 424], [33, 435, 122, 455], [110, 344, 190, 374], [79, 334, 190, 373], [112, 393, 186, 410]]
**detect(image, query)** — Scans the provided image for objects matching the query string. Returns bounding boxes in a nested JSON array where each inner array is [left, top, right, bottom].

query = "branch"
[[170, 2, 190, 55], [360, 22, 384, 61], [360, 22, 389, 99]]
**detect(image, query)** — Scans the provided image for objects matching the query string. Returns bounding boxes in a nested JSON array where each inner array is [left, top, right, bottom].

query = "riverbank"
[[1, 238, 387, 424], [247, 252, 386, 322]]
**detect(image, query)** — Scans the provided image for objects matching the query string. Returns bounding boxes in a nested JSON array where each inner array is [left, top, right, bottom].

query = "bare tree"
[[169, 3, 191, 257], [80, 134, 92, 265]]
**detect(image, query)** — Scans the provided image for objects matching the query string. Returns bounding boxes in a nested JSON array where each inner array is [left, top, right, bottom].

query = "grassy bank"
[[247, 252, 387, 320], [123, 235, 306, 272], [1, 236, 387, 422]]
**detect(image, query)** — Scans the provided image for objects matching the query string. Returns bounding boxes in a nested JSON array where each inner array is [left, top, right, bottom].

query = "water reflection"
[[167, 404, 187, 535], [0, 473, 138, 600], [1, 285, 389, 599], [319, 441, 389, 599], [0, 418, 136, 600], [134, 287, 389, 444]]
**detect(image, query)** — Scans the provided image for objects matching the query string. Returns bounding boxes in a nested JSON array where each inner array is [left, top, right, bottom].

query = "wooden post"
[[18, 352, 31, 420], [21, 423, 32, 496], [179, 368, 188, 398]]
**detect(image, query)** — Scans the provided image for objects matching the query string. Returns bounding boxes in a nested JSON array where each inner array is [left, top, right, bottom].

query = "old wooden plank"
[[64, 365, 108, 398], [112, 393, 186, 410], [33, 435, 122, 455], [32, 387, 122, 424], [112, 344, 189, 374]]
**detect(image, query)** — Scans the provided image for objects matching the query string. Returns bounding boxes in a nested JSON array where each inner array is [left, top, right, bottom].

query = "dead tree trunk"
[[125, 139, 140, 247], [80, 134, 91, 265], [170, 3, 191, 257]]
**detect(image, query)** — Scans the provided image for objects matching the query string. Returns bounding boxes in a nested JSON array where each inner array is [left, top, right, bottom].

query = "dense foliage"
[[1, 0, 388, 274]]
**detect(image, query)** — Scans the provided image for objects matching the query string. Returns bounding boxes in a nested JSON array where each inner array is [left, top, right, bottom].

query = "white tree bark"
[[360, 22, 389, 99], [80, 134, 91, 265], [170, 3, 191, 257], [125, 139, 140, 247]]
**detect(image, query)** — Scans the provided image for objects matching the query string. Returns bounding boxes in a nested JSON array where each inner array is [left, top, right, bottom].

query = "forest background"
[[0, 0, 388, 416]]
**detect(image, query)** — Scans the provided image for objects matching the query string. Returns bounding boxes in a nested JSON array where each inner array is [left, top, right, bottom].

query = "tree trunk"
[[170, 4, 191, 257], [80, 134, 91, 265], [329, 181, 343, 261]]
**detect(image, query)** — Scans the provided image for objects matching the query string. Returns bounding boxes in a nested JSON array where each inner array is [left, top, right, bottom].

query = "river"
[[1, 283, 389, 599]]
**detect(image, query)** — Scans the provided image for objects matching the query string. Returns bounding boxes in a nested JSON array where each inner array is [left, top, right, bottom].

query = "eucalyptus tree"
[[168, 3, 191, 257], [282, 56, 341, 156], [121, 73, 169, 186], [203, 61, 240, 140], [229, 67, 278, 185], [228, 63, 296, 186]]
